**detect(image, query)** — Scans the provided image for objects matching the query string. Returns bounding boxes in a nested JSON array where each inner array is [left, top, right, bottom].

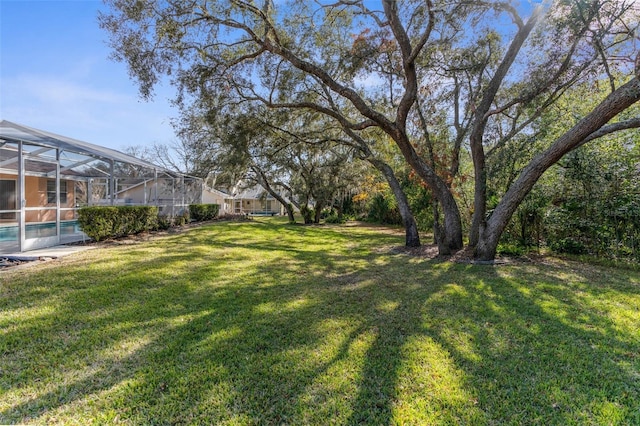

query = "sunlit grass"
[[1, 217, 639, 425]]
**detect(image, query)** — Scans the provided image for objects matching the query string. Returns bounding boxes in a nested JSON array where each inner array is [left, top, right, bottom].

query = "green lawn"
[[1, 218, 639, 425]]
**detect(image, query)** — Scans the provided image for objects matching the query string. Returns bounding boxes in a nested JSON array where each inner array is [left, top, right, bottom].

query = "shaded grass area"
[[1, 218, 639, 425]]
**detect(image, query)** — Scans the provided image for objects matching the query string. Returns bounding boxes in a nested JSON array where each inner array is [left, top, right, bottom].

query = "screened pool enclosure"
[[0, 120, 203, 253]]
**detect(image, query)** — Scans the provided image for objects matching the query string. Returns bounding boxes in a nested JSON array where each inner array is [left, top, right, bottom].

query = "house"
[[229, 185, 288, 216], [0, 120, 203, 253], [202, 186, 233, 215], [201, 183, 289, 216]]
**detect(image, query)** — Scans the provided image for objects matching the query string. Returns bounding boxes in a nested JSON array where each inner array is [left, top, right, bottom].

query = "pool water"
[[0, 220, 82, 242]]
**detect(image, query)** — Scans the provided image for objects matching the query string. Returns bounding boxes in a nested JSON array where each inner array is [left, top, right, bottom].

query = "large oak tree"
[[101, 0, 640, 260]]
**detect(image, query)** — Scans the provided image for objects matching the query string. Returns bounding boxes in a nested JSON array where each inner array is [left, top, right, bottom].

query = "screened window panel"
[[0, 180, 17, 220]]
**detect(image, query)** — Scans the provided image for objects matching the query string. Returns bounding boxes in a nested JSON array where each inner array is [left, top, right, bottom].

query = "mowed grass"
[[1, 218, 639, 425]]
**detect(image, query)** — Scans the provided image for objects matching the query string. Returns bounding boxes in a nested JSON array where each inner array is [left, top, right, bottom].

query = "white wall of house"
[[202, 187, 232, 214]]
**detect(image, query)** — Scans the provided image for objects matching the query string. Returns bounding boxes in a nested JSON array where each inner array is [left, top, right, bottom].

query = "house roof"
[[0, 120, 182, 177], [234, 186, 268, 199], [232, 184, 293, 206], [203, 186, 231, 198]]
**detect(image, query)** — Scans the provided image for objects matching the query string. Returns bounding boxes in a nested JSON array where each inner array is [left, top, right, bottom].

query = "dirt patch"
[[0, 256, 50, 271], [389, 244, 535, 265]]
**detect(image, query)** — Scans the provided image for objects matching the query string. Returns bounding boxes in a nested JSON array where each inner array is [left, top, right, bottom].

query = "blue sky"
[[0, 0, 178, 151]]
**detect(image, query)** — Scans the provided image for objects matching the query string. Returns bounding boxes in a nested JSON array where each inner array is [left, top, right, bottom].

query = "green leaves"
[[78, 206, 159, 241], [189, 203, 220, 221]]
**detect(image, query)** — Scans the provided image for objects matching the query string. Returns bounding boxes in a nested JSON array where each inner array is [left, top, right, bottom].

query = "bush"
[[325, 212, 345, 224], [155, 215, 173, 231], [497, 242, 526, 257], [77, 208, 114, 242], [189, 204, 220, 222], [155, 211, 189, 230], [116, 206, 158, 236], [300, 205, 314, 224], [549, 237, 587, 255], [175, 210, 190, 226], [78, 206, 158, 241], [367, 194, 402, 225]]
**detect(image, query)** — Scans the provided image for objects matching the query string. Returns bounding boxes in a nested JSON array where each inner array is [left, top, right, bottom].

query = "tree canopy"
[[101, 0, 640, 260]]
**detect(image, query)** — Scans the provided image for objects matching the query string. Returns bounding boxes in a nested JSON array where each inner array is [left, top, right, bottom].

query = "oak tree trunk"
[[253, 166, 296, 223], [370, 159, 421, 247], [475, 77, 640, 260]]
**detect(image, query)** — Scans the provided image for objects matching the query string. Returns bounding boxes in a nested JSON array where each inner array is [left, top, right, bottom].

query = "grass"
[[1, 217, 639, 425]]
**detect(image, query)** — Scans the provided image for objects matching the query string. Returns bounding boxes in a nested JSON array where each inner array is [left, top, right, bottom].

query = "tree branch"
[[578, 116, 640, 147]]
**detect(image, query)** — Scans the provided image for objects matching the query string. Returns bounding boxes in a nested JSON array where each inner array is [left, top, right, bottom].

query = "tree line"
[[101, 0, 640, 261]]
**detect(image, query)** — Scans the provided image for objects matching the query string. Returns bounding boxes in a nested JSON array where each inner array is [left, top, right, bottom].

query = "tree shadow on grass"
[[1, 221, 639, 424], [409, 261, 640, 424], [1, 221, 405, 423]]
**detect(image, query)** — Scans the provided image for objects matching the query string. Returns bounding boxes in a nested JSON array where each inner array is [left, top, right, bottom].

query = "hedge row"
[[78, 204, 221, 242], [189, 204, 220, 221], [78, 206, 158, 242]]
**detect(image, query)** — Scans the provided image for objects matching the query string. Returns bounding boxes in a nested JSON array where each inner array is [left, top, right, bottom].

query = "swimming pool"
[[0, 220, 83, 242]]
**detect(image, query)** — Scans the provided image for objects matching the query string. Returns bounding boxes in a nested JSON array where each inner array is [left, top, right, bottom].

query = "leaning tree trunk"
[[438, 186, 464, 254], [475, 76, 640, 261], [284, 203, 296, 223], [341, 128, 422, 247], [386, 130, 462, 253], [407, 155, 462, 253], [432, 200, 454, 255], [252, 166, 296, 223], [370, 159, 421, 247], [379, 0, 463, 254]]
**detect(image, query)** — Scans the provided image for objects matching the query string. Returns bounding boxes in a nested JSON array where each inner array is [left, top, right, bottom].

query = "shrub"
[[366, 194, 402, 225], [77, 207, 115, 242], [189, 204, 220, 222], [300, 205, 314, 224], [155, 215, 173, 231], [549, 237, 587, 255], [78, 206, 158, 241], [116, 206, 158, 236], [497, 242, 526, 257], [175, 210, 190, 226], [325, 212, 345, 224]]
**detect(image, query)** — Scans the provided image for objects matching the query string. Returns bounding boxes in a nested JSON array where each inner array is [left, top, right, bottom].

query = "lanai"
[[0, 120, 202, 253]]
